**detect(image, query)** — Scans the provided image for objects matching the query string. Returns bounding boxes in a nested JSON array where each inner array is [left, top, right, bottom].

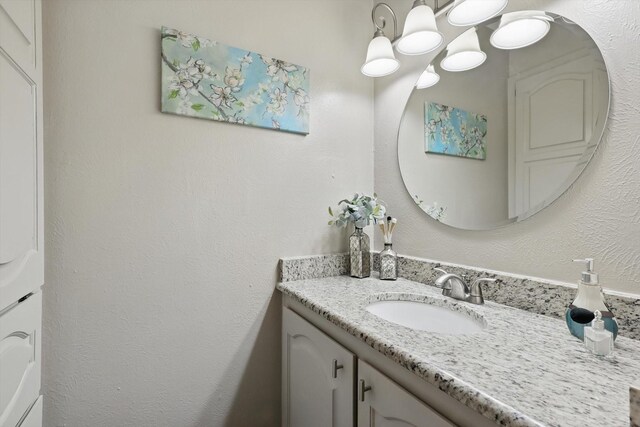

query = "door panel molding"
[[508, 55, 597, 218], [0, 0, 36, 73], [0, 0, 42, 312], [0, 293, 41, 427]]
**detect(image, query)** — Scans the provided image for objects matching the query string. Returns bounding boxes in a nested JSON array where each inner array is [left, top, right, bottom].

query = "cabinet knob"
[[332, 359, 344, 379], [359, 379, 372, 402]]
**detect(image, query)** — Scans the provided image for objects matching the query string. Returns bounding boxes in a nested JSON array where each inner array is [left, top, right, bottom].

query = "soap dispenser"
[[565, 258, 618, 341]]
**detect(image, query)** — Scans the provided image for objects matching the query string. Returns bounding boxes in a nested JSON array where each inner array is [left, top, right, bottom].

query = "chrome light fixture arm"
[[371, 3, 398, 41], [412, 0, 441, 10]]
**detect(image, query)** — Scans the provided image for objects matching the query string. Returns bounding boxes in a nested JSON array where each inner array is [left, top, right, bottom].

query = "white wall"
[[508, 21, 596, 75], [374, 0, 640, 294], [43, 0, 373, 425], [398, 27, 509, 229]]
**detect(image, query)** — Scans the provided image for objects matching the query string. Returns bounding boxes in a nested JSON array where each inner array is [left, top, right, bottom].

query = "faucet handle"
[[471, 277, 497, 293], [468, 277, 497, 305]]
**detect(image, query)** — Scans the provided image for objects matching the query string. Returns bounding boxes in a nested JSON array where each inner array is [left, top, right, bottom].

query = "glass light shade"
[[440, 27, 486, 72], [447, 0, 509, 27], [416, 65, 440, 89], [361, 35, 400, 77], [397, 5, 444, 55], [490, 11, 553, 50]]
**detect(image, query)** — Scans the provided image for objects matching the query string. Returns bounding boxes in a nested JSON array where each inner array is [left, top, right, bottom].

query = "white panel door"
[[0, 0, 43, 311], [509, 56, 599, 218], [0, 293, 41, 427], [357, 360, 454, 427], [282, 308, 355, 427]]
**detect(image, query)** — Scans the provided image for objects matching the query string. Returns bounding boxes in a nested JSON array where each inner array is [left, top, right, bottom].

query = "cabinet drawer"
[[0, 293, 41, 427]]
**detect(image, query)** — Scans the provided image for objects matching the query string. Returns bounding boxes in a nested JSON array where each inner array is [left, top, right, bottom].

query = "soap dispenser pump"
[[565, 258, 618, 341]]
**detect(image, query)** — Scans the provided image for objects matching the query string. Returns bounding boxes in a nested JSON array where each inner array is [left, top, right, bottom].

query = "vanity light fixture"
[[362, 1, 449, 77], [361, 3, 400, 77], [490, 10, 553, 50], [362, 0, 511, 77], [415, 64, 440, 89], [447, 0, 509, 27], [396, 0, 444, 56], [440, 27, 486, 72]]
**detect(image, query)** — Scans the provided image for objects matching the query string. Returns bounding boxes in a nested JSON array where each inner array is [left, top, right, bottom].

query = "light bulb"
[[416, 65, 440, 89], [397, 4, 443, 55], [361, 34, 400, 77], [490, 11, 553, 50], [448, 0, 509, 27], [440, 27, 486, 72]]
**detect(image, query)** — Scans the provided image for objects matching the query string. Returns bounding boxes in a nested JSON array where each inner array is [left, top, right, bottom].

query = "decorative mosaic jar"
[[349, 227, 370, 278]]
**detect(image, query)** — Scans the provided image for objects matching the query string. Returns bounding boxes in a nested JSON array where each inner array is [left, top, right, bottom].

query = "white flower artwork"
[[161, 26, 310, 134]]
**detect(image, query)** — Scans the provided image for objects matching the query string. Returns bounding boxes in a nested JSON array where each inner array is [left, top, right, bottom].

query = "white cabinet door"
[[0, 293, 41, 427], [357, 360, 454, 427], [17, 395, 41, 427], [0, 0, 44, 311], [282, 308, 355, 427]]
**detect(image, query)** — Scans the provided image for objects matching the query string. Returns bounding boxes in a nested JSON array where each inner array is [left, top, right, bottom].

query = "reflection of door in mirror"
[[508, 36, 608, 219]]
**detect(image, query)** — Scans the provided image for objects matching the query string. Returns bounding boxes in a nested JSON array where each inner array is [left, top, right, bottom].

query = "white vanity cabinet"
[[283, 307, 457, 427], [281, 300, 498, 427], [357, 360, 454, 427], [282, 308, 355, 427]]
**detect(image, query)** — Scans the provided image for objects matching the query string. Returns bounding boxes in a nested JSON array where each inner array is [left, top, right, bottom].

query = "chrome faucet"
[[433, 267, 496, 305]]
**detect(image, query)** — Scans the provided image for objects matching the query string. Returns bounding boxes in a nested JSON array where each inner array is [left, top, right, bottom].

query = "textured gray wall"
[[42, 0, 373, 425], [374, 0, 640, 295]]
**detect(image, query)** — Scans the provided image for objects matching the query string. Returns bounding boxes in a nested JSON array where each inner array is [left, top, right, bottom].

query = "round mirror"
[[398, 12, 609, 230]]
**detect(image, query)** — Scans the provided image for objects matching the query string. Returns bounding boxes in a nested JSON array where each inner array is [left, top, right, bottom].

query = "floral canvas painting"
[[425, 102, 487, 160], [161, 27, 310, 134]]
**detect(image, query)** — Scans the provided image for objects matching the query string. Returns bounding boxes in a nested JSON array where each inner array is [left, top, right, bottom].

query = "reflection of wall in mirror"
[[399, 27, 509, 230], [507, 22, 608, 219]]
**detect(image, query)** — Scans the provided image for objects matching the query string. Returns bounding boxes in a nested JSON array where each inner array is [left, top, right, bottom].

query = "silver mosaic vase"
[[349, 227, 370, 278], [379, 243, 398, 280]]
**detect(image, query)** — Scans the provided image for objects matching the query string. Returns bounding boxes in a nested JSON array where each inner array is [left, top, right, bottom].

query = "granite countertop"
[[277, 274, 640, 427]]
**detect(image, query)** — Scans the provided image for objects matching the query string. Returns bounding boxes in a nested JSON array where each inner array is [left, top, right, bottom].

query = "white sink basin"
[[366, 300, 485, 335]]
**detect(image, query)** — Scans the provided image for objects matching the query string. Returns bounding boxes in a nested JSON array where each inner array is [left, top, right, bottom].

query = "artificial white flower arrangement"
[[328, 193, 386, 229]]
